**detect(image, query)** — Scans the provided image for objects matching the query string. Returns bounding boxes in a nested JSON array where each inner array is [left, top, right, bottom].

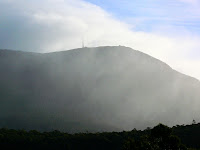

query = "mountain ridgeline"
[[0, 46, 200, 132]]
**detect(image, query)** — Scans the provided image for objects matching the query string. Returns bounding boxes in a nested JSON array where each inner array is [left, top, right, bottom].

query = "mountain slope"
[[0, 46, 200, 132]]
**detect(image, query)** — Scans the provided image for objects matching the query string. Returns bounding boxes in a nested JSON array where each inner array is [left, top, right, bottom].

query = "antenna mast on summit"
[[82, 37, 85, 48]]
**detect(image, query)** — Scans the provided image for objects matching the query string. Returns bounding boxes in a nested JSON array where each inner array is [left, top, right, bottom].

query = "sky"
[[0, 0, 200, 80]]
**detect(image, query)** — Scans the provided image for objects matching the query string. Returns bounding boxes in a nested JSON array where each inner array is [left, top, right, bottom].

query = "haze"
[[0, 47, 200, 132]]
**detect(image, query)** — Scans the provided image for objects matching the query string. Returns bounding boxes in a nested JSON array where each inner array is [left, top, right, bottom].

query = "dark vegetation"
[[0, 123, 200, 150]]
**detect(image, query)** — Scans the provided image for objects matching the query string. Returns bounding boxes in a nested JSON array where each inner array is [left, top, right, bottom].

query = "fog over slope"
[[0, 46, 200, 132]]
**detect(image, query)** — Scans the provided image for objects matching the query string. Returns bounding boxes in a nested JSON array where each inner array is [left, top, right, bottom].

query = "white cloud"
[[0, 0, 200, 80]]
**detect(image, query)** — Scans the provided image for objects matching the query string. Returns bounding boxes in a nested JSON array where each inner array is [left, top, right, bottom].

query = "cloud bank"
[[0, 0, 200, 79]]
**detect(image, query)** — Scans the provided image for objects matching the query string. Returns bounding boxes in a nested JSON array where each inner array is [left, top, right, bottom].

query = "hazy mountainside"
[[0, 46, 200, 132]]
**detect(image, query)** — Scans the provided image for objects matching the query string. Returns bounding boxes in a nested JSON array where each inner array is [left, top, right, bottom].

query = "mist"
[[0, 0, 200, 80], [0, 46, 199, 132]]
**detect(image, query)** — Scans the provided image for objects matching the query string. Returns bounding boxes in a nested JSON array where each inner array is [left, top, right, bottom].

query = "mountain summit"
[[0, 46, 199, 132]]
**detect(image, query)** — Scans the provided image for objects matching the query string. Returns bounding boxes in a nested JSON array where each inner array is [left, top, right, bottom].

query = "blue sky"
[[84, 0, 200, 33]]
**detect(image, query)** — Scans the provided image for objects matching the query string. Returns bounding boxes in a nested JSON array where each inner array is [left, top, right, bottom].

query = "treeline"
[[172, 122, 200, 149], [0, 123, 200, 150]]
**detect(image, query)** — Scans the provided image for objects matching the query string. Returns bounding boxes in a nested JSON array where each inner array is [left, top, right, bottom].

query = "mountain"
[[0, 46, 200, 132]]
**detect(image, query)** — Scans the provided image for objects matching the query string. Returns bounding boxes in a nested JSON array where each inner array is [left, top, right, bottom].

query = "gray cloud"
[[0, 0, 200, 79]]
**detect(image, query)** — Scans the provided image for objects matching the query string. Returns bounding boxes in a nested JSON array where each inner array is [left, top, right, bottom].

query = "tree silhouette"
[[150, 124, 186, 150]]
